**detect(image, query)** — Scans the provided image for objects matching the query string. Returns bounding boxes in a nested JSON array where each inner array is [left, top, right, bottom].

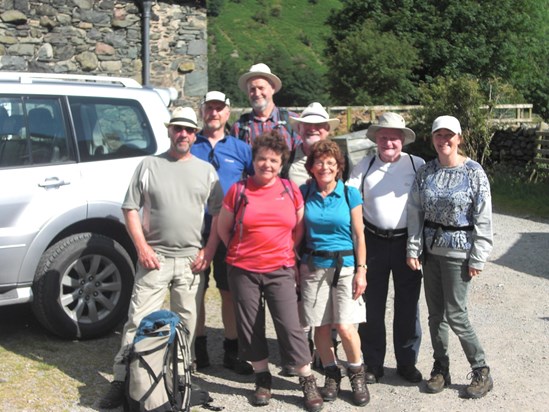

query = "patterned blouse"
[[406, 158, 493, 269]]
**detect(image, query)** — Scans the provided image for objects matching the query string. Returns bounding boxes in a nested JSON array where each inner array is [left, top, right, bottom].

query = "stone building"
[[0, 0, 207, 107]]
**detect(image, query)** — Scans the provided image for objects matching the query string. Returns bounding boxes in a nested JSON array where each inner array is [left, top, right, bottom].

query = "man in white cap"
[[230, 62, 301, 151], [99, 107, 224, 409], [347, 112, 425, 385], [191, 91, 254, 375], [283, 102, 342, 186]]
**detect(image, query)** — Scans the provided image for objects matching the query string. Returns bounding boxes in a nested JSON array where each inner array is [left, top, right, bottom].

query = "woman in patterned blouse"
[[406, 115, 494, 399]]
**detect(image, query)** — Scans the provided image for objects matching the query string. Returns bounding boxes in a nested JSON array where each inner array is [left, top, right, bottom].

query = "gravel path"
[[1, 212, 548, 411]]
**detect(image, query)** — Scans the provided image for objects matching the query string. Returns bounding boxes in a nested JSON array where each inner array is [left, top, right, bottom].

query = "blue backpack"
[[125, 310, 193, 411]]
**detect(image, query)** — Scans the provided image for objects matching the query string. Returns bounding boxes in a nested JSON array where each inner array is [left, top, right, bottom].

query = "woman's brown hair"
[[305, 140, 345, 180]]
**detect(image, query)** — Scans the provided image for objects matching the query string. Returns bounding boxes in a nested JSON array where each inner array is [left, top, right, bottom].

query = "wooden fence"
[[231, 103, 534, 133]]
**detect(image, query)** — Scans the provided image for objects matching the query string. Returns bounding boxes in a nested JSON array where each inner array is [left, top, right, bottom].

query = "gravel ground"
[[1, 212, 548, 411]]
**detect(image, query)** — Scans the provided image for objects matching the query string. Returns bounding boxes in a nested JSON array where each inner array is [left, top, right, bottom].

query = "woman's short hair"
[[305, 140, 345, 180], [251, 130, 290, 164]]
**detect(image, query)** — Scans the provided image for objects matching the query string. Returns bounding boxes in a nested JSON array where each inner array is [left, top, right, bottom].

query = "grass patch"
[[489, 164, 549, 219]]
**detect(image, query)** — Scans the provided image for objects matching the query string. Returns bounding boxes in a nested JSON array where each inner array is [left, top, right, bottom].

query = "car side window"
[[69, 96, 156, 162], [0, 97, 72, 168]]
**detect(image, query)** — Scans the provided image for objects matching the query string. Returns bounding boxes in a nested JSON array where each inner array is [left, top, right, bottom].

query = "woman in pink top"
[[217, 131, 323, 412]]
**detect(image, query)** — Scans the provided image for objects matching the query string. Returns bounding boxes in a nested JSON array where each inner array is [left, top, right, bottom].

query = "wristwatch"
[[357, 264, 367, 269]]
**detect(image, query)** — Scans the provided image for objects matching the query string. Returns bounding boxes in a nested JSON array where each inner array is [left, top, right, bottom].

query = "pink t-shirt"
[[223, 177, 303, 273]]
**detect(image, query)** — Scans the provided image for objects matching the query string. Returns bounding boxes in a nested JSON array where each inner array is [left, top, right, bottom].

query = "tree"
[[412, 76, 524, 166], [325, 0, 549, 117], [326, 21, 419, 105]]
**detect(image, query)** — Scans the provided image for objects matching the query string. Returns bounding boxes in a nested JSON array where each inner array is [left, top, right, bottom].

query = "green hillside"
[[208, 0, 341, 106]]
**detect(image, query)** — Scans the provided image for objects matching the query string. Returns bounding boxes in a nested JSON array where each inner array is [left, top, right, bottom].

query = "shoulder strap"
[[280, 178, 296, 205], [361, 155, 376, 196], [409, 153, 417, 173], [280, 147, 296, 179], [237, 113, 251, 142]]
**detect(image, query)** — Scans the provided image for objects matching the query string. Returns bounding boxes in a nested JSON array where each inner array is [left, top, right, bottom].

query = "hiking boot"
[[98, 380, 125, 409], [320, 365, 341, 401], [465, 366, 493, 399], [397, 364, 423, 383], [299, 374, 324, 412], [253, 371, 272, 406], [348, 365, 370, 406], [194, 335, 210, 369], [426, 361, 451, 394], [223, 338, 253, 375], [281, 364, 299, 376], [364, 365, 384, 383]]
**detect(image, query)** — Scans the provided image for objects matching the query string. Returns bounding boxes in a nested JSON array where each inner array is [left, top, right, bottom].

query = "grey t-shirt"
[[123, 152, 223, 257]]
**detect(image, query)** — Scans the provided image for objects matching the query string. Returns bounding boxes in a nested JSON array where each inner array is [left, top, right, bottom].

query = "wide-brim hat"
[[238, 63, 282, 93], [202, 91, 230, 106], [288, 102, 340, 132], [432, 115, 462, 135], [366, 112, 416, 145], [165, 106, 198, 129]]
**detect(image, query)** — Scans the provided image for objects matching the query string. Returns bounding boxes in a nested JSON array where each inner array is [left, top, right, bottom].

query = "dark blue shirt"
[[192, 133, 254, 233]]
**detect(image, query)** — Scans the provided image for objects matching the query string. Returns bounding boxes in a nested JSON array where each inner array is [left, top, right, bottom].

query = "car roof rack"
[[0, 71, 142, 87]]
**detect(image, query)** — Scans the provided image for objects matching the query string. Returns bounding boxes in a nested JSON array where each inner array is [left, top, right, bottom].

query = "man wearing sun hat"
[[230, 62, 301, 151], [191, 91, 254, 375], [346, 112, 425, 385], [99, 107, 224, 409], [283, 102, 343, 186]]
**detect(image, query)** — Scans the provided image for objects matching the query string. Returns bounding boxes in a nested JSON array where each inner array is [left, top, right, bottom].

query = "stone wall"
[[0, 0, 207, 107], [490, 123, 548, 165]]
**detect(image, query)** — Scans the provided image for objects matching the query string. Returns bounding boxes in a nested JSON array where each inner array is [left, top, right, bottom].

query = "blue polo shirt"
[[192, 134, 254, 233], [301, 180, 362, 268]]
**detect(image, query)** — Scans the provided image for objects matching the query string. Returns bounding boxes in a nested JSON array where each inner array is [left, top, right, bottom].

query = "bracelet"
[[357, 264, 367, 269]]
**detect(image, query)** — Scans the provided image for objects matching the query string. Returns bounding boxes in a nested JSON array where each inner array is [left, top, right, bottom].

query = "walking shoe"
[[397, 364, 423, 383], [320, 365, 341, 401], [194, 335, 210, 369], [98, 380, 125, 409], [364, 365, 384, 383], [465, 366, 493, 399], [252, 371, 272, 406], [425, 361, 451, 394], [299, 374, 324, 412], [347, 365, 370, 406], [223, 338, 253, 375]]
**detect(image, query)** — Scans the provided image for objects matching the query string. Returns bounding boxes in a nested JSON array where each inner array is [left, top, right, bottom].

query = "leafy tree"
[[413, 76, 526, 166], [326, 21, 419, 105], [325, 0, 549, 117]]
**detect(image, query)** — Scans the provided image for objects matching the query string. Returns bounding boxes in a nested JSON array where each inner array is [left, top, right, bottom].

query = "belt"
[[304, 248, 354, 288], [363, 219, 407, 239], [424, 220, 474, 231], [424, 220, 474, 249]]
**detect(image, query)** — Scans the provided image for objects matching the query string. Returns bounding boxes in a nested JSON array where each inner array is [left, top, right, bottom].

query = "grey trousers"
[[423, 253, 487, 370]]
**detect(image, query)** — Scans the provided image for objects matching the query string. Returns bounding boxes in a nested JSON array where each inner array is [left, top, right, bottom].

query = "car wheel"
[[31, 233, 134, 339]]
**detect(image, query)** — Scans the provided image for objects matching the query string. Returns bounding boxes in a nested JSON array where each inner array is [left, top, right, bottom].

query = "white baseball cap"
[[202, 91, 230, 106], [431, 115, 462, 135]]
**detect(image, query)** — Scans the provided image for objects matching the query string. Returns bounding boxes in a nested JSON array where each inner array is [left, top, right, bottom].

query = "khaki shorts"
[[299, 264, 366, 327]]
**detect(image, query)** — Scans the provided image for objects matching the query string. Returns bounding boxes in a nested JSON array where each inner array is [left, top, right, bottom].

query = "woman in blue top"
[[299, 140, 369, 406]]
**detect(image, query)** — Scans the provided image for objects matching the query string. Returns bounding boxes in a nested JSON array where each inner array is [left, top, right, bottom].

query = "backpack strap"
[[360, 156, 377, 196], [280, 146, 297, 179]]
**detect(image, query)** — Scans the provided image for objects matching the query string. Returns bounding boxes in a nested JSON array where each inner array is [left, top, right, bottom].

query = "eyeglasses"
[[313, 160, 338, 168], [171, 125, 196, 134], [208, 149, 220, 170]]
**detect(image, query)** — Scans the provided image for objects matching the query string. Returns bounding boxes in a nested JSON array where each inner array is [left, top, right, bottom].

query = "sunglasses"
[[171, 125, 196, 134]]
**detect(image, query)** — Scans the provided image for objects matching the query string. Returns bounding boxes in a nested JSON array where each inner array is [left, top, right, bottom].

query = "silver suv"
[[0, 72, 174, 339]]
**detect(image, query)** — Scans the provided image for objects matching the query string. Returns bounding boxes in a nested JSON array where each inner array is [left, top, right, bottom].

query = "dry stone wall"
[[490, 123, 549, 165], [0, 0, 207, 107]]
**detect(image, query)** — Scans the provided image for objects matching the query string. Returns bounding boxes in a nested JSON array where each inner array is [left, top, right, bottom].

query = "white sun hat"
[[288, 102, 340, 132], [366, 112, 416, 145], [238, 63, 282, 93]]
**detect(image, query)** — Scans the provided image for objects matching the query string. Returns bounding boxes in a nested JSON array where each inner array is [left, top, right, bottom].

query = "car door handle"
[[38, 177, 71, 188]]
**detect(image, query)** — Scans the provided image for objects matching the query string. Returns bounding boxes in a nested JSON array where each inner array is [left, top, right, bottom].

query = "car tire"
[[31, 232, 134, 339]]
